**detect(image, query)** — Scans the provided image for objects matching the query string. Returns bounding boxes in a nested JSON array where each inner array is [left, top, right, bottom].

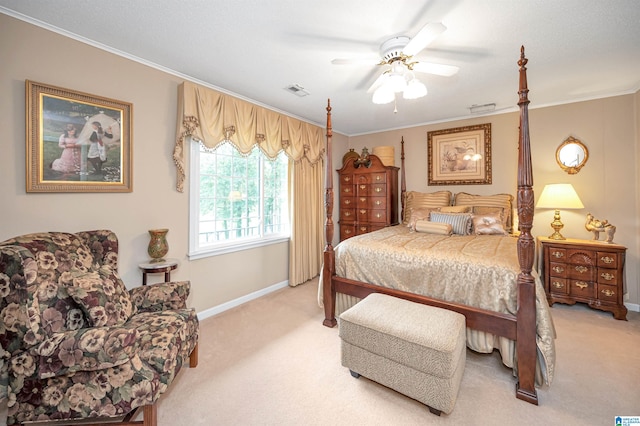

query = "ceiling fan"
[[332, 22, 459, 104]]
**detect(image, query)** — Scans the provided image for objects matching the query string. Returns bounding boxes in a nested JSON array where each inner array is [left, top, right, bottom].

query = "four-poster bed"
[[320, 47, 553, 405]]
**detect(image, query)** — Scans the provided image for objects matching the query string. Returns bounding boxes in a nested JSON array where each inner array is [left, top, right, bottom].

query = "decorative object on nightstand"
[[147, 228, 169, 262], [585, 212, 616, 243], [536, 183, 584, 240], [539, 237, 627, 320]]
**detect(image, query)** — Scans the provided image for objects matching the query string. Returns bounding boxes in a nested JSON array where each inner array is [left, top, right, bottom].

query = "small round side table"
[[138, 258, 179, 285]]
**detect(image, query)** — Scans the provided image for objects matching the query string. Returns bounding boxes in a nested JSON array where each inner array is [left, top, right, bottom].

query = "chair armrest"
[[33, 326, 138, 379], [129, 280, 191, 313]]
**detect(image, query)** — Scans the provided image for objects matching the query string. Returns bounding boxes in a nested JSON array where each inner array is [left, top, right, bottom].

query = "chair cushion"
[[67, 267, 135, 327]]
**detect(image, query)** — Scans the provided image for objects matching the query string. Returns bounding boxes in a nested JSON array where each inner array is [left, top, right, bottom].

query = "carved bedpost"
[[323, 99, 337, 327], [400, 137, 406, 222], [515, 46, 538, 405]]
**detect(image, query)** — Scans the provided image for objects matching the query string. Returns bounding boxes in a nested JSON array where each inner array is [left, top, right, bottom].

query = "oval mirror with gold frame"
[[556, 136, 588, 174]]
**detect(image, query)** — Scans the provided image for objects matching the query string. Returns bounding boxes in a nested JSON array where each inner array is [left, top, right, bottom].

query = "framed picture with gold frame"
[[427, 123, 491, 185], [26, 80, 133, 192]]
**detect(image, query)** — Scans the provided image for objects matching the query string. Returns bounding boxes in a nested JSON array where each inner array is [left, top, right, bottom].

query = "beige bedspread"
[[318, 225, 556, 386]]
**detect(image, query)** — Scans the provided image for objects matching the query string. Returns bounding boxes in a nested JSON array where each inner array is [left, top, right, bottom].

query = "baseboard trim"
[[197, 280, 289, 321], [625, 302, 640, 313]]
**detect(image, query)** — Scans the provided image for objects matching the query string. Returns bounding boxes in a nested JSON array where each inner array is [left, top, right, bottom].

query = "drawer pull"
[[344, 176, 351, 182], [345, 229, 352, 234], [552, 251, 564, 258], [574, 265, 588, 273], [375, 200, 382, 206], [600, 256, 614, 264], [552, 281, 564, 289], [359, 185, 366, 190], [376, 175, 382, 181], [344, 188, 351, 193], [601, 289, 615, 297], [344, 211, 351, 217], [360, 197, 366, 202], [552, 266, 564, 274], [375, 187, 382, 193], [376, 213, 382, 218], [360, 227, 367, 231], [344, 199, 351, 205], [601, 272, 614, 281], [575, 281, 588, 289], [359, 209, 367, 215]]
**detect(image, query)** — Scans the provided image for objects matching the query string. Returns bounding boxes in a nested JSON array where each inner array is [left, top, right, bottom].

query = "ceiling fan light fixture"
[[372, 85, 395, 104], [403, 78, 427, 99]]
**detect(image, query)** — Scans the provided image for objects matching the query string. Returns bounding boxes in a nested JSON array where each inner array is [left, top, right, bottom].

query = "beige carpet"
[[2, 277, 639, 425]]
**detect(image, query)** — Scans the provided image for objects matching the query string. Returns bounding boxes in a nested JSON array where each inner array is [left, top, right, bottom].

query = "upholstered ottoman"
[[339, 293, 466, 415]]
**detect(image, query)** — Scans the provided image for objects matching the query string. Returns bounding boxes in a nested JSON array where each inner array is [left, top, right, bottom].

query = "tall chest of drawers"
[[337, 154, 399, 241], [538, 237, 627, 320]]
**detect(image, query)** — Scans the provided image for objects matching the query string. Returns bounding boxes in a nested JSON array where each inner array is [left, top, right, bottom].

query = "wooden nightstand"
[[538, 237, 627, 320]]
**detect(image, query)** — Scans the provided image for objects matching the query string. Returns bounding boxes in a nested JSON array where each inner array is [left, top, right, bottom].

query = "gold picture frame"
[[26, 80, 133, 192], [427, 123, 491, 185]]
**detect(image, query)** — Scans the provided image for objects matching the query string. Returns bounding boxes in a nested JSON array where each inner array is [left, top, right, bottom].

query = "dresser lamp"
[[536, 183, 584, 240]]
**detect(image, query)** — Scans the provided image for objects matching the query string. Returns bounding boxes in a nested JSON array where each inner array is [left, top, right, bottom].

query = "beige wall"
[[2, 14, 638, 312]]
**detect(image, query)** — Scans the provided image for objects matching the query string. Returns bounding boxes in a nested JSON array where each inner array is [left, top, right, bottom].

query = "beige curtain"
[[173, 81, 325, 286]]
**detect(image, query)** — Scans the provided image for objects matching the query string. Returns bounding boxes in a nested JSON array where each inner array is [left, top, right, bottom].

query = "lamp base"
[[549, 210, 565, 240], [548, 231, 566, 240]]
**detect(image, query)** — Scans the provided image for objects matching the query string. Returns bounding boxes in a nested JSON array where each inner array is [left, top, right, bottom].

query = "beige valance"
[[173, 81, 325, 192]]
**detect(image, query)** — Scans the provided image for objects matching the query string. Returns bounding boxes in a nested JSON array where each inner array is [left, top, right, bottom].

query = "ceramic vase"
[[147, 228, 169, 262]]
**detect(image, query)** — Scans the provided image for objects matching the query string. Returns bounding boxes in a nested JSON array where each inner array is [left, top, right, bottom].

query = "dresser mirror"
[[556, 136, 588, 174]]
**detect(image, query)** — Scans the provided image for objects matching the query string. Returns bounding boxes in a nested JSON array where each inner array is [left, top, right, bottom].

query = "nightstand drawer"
[[598, 269, 620, 285], [548, 247, 566, 260], [598, 284, 618, 302], [549, 262, 567, 277], [549, 277, 568, 295], [567, 264, 595, 281], [569, 280, 595, 299], [597, 252, 619, 268]]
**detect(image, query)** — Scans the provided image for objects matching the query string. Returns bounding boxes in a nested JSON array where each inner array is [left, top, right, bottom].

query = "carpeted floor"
[[2, 277, 639, 425]]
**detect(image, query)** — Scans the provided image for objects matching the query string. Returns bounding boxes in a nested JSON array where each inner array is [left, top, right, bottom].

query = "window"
[[189, 141, 290, 258]]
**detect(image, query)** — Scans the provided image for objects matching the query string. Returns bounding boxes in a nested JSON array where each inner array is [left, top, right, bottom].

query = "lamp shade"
[[536, 184, 584, 209]]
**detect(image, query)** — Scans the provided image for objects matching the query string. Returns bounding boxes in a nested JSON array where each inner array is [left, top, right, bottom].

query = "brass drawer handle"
[[375, 200, 382, 205], [344, 211, 351, 217], [575, 265, 588, 273], [600, 256, 614, 264], [552, 266, 564, 274], [376, 213, 382, 218], [359, 185, 366, 190], [552, 281, 564, 289], [376, 175, 382, 181], [345, 229, 352, 234], [601, 289, 615, 297], [601, 272, 614, 281], [360, 197, 366, 202], [344, 199, 351, 205], [344, 188, 351, 193], [575, 281, 588, 289], [552, 251, 564, 258], [344, 176, 351, 182], [359, 209, 367, 215], [360, 227, 367, 231], [375, 187, 382, 193]]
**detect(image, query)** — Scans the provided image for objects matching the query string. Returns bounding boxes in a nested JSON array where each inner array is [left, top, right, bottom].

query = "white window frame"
[[188, 140, 290, 259]]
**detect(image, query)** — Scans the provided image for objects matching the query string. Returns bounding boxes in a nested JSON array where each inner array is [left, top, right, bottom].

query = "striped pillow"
[[403, 191, 452, 224], [414, 220, 453, 235], [453, 193, 513, 232], [429, 212, 473, 235]]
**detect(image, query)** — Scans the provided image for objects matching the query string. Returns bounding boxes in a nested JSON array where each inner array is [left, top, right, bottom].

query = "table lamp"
[[536, 183, 584, 240]]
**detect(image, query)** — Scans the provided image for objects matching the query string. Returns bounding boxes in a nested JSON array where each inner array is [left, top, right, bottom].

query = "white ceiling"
[[2, 0, 640, 135]]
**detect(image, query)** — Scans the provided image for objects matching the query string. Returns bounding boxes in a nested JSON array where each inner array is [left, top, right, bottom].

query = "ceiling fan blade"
[[412, 61, 459, 77], [331, 58, 380, 65], [366, 72, 389, 93], [403, 22, 446, 57]]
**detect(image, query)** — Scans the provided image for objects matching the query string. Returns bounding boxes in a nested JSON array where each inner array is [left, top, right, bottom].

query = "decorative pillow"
[[67, 267, 134, 327], [439, 205, 471, 213], [414, 220, 453, 236], [472, 212, 508, 235], [429, 212, 473, 235], [453, 192, 513, 232], [406, 207, 438, 231], [403, 191, 452, 224]]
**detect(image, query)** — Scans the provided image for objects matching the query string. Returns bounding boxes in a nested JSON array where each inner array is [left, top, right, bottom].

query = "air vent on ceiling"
[[284, 84, 310, 97]]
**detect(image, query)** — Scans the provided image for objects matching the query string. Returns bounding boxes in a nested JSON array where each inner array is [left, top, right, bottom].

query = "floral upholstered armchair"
[[0, 230, 199, 426]]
